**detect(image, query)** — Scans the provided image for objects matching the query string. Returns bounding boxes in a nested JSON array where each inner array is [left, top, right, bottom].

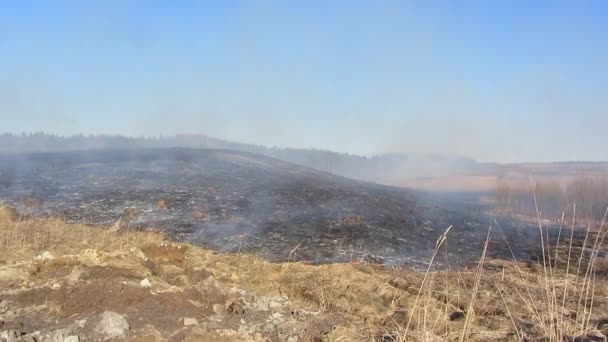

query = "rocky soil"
[[0, 212, 347, 341]]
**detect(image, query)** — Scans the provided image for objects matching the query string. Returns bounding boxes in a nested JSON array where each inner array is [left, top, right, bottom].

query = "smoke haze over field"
[[1, 1, 607, 162], [0, 133, 479, 185]]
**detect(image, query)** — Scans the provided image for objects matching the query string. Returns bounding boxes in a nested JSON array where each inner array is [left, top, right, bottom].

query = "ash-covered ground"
[[0, 148, 565, 267]]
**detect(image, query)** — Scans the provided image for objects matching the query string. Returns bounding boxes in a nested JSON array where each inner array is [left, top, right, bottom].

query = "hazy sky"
[[1, 1, 607, 162]]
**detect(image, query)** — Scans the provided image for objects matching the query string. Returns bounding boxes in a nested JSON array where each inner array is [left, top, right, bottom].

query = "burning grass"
[[1, 205, 608, 341]]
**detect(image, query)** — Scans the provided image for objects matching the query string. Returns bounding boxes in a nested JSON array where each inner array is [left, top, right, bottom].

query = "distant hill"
[[3, 133, 607, 192], [0, 133, 478, 184]]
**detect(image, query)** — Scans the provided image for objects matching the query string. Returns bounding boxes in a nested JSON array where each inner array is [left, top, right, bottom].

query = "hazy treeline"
[[0, 132, 255, 153], [269, 148, 475, 181], [494, 177, 608, 220], [0, 133, 476, 183]]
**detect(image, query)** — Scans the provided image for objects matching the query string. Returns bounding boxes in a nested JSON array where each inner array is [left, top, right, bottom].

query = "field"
[[2, 149, 608, 341], [1, 207, 608, 341], [0, 148, 561, 268], [396, 162, 608, 194]]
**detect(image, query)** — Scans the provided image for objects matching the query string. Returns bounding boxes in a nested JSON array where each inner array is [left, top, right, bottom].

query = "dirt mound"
[[0, 216, 365, 341]]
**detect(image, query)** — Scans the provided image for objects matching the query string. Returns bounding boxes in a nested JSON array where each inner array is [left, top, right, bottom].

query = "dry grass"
[[0, 206, 163, 261], [2, 204, 608, 341]]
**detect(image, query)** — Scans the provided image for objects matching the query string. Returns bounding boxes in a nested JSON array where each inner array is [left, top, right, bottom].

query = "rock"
[[35, 251, 54, 261], [0, 300, 10, 314], [45, 329, 80, 342], [66, 268, 82, 284], [95, 311, 129, 340], [183, 317, 198, 326], [264, 312, 285, 331], [0, 330, 27, 341], [212, 304, 225, 314], [250, 295, 289, 312], [140, 278, 151, 288], [449, 310, 466, 321], [226, 298, 247, 315], [0, 330, 17, 341]]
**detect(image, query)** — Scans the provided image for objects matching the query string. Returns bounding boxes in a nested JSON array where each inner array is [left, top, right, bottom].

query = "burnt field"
[[0, 148, 585, 267]]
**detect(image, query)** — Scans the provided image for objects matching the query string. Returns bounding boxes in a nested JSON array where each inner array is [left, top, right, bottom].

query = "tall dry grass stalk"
[[499, 179, 608, 341], [402, 225, 452, 337], [390, 179, 608, 341], [460, 224, 492, 342], [0, 206, 163, 260]]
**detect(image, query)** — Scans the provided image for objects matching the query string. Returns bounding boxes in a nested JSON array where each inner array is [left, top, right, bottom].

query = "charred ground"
[[0, 148, 564, 266]]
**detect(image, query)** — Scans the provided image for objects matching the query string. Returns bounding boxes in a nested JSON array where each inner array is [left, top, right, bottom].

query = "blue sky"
[[1, 1, 607, 162]]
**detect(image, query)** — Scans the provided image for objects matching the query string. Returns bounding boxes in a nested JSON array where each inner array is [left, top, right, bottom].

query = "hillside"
[[0, 148, 554, 267], [4, 133, 607, 195], [0, 133, 477, 184]]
